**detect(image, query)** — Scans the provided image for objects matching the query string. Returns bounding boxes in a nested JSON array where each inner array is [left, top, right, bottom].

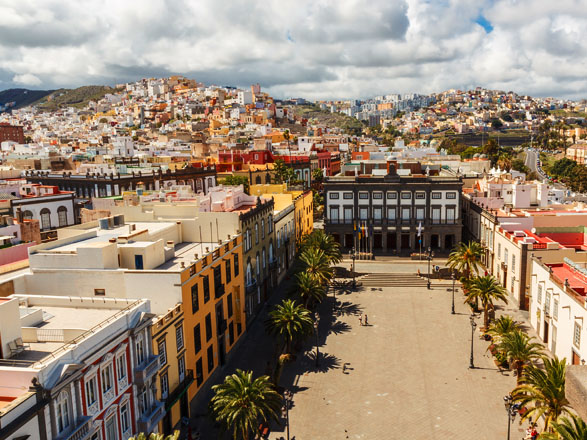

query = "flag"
[[417, 221, 422, 237], [365, 222, 369, 238]]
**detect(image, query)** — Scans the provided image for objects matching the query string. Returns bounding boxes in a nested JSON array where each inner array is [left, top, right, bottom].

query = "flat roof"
[[155, 241, 220, 271]]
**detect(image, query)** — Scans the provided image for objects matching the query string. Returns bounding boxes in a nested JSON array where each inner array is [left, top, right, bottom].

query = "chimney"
[[16, 206, 23, 223]]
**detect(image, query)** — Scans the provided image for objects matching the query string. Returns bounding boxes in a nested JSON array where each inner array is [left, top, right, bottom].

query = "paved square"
[[273, 261, 528, 440]]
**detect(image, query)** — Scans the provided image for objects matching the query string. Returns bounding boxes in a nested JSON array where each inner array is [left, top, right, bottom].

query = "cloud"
[[12, 73, 41, 86], [0, 0, 585, 100]]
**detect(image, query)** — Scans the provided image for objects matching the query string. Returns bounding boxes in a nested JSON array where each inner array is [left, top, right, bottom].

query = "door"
[[373, 233, 382, 250], [431, 234, 439, 249], [180, 393, 189, 419], [163, 412, 172, 435], [387, 233, 396, 250], [401, 234, 410, 249], [135, 255, 144, 270], [572, 350, 581, 365], [543, 320, 549, 344], [344, 234, 353, 249]]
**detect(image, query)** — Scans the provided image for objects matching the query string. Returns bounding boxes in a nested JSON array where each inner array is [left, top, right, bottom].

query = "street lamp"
[[314, 317, 320, 367], [503, 394, 521, 440], [426, 247, 433, 290], [451, 271, 456, 315], [284, 390, 292, 440], [350, 247, 357, 289], [469, 314, 477, 369]]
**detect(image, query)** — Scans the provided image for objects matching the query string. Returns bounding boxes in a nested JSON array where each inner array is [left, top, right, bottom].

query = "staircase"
[[359, 273, 447, 288]]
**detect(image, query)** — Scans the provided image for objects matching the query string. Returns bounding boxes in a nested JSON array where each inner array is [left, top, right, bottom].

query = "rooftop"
[[155, 241, 220, 271]]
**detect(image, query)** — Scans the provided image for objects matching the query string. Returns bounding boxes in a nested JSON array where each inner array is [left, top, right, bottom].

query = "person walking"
[[364, 314, 368, 326], [359, 314, 363, 326]]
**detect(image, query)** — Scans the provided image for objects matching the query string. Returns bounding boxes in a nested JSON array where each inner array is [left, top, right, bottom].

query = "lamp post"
[[314, 317, 320, 367], [284, 390, 292, 440], [351, 247, 357, 289], [451, 271, 456, 315], [427, 247, 432, 290], [469, 314, 477, 369], [503, 394, 521, 440]]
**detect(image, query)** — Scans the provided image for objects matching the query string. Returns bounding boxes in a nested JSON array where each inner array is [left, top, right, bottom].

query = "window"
[[178, 355, 186, 381], [203, 275, 210, 303], [136, 335, 145, 365], [268, 215, 273, 233], [57, 206, 68, 227], [373, 207, 382, 220], [329, 193, 339, 199], [416, 208, 425, 220], [194, 324, 202, 353], [101, 364, 113, 393], [498, 243, 501, 260], [227, 293, 233, 318], [225, 259, 232, 283], [116, 354, 127, 382], [261, 219, 265, 238], [401, 207, 410, 221], [56, 392, 70, 433], [205, 313, 212, 342], [359, 208, 368, 220], [157, 339, 167, 366], [387, 207, 396, 220], [176, 325, 184, 351], [446, 208, 456, 223], [160, 372, 169, 398], [85, 377, 97, 407], [415, 192, 425, 199], [537, 284, 543, 304], [207, 345, 215, 373], [574, 322, 581, 348], [373, 192, 383, 199], [431, 192, 441, 199], [213, 265, 223, 298], [234, 254, 239, 276], [343, 192, 353, 199], [359, 192, 368, 199], [196, 358, 203, 386], [387, 192, 397, 200], [512, 254, 516, 273], [255, 223, 259, 244], [553, 299, 558, 321], [504, 249, 509, 267], [191, 283, 199, 313], [139, 389, 148, 416], [105, 415, 117, 440], [262, 248, 266, 269], [432, 208, 441, 223], [120, 403, 130, 434], [446, 192, 457, 199], [23, 210, 33, 220], [229, 321, 235, 345], [330, 207, 339, 221], [94, 289, 105, 296], [401, 192, 411, 199], [40, 208, 51, 230]]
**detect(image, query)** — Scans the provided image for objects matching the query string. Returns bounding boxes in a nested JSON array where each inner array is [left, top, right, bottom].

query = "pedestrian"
[[359, 314, 363, 326], [364, 314, 368, 326]]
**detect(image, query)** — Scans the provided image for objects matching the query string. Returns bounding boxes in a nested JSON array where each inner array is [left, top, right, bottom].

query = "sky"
[[0, 0, 586, 101]]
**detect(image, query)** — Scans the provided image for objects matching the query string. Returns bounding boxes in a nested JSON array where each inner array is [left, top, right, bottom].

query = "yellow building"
[[182, 236, 246, 413]]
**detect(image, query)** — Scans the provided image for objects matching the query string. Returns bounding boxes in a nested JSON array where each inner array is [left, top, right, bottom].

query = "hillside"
[[33, 85, 114, 111], [0, 88, 53, 112], [292, 104, 365, 135]]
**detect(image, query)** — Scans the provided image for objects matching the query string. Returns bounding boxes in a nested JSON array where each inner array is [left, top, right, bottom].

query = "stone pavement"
[[269, 262, 530, 440]]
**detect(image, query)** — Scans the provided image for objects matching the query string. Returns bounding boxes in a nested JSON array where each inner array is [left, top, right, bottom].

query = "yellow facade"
[[293, 190, 314, 242], [181, 236, 246, 406], [152, 304, 190, 433]]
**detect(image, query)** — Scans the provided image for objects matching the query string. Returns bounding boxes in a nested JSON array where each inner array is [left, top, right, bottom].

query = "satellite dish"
[[531, 228, 536, 234]]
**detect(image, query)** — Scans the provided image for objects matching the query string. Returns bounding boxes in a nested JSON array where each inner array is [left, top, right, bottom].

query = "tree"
[[465, 276, 508, 329], [283, 129, 291, 155], [486, 315, 519, 343], [312, 168, 324, 183], [540, 414, 587, 440], [274, 159, 295, 184], [294, 271, 326, 307], [512, 356, 571, 433], [298, 247, 333, 286], [511, 158, 531, 175], [210, 370, 282, 440], [491, 118, 503, 129], [266, 299, 314, 354], [128, 432, 179, 440], [221, 175, 250, 194], [299, 230, 342, 265], [497, 154, 513, 171], [498, 329, 543, 384], [447, 241, 484, 281]]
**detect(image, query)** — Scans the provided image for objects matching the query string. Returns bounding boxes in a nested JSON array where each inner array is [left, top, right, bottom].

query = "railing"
[[59, 416, 92, 440], [165, 370, 194, 410], [245, 279, 257, 295], [134, 355, 159, 386], [137, 400, 165, 434], [37, 328, 65, 342]]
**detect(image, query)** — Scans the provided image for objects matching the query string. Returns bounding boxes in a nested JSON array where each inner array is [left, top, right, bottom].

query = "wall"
[[0, 298, 22, 359], [0, 242, 35, 266]]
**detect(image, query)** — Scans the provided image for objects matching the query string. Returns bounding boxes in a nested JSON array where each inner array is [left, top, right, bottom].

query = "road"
[[524, 149, 547, 180]]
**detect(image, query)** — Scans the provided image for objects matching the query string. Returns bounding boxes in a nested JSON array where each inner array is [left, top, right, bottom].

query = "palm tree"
[[266, 299, 314, 354], [300, 230, 342, 265], [128, 432, 179, 440], [210, 370, 282, 440], [540, 414, 587, 439], [498, 329, 543, 384], [486, 315, 519, 343], [448, 241, 484, 281], [512, 356, 571, 433], [466, 276, 508, 329], [298, 247, 333, 286], [295, 271, 326, 307]]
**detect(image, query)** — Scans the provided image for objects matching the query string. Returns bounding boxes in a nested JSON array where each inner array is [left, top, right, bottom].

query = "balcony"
[[58, 416, 92, 440], [134, 355, 159, 387], [325, 218, 354, 225], [245, 279, 257, 295], [165, 370, 194, 411], [137, 400, 165, 434]]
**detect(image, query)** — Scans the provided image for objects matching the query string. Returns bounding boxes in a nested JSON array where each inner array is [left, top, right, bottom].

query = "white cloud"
[[0, 0, 586, 99], [12, 73, 41, 86]]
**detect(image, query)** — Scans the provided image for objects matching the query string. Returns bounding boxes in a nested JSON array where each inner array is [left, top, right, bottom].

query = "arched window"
[[255, 175, 261, 184], [255, 223, 259, 244], [262, 248, 266, 269], [23, 210, 33, 220], [268, 214, 273, 233], [57, 206, 68, 227], [56, 391, 70, 433], [246, 261, 252, 285], [261, 219, 265, 239], [256, 252, 260, 277], [269, 242, 274, 262], [40, 208, 51, 230]]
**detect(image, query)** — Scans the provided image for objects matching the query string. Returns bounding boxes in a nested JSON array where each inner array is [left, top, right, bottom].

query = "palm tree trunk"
[[483, 303, 489, 329], [516, 362, 524, 385]]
